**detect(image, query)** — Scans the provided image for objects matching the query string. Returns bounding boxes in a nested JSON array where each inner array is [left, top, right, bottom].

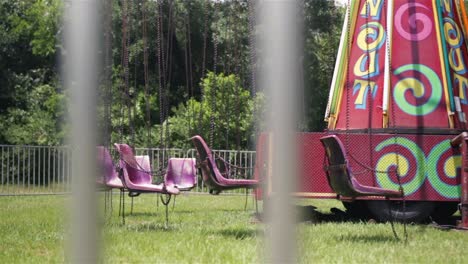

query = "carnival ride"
[[253, 0, 468, 226]]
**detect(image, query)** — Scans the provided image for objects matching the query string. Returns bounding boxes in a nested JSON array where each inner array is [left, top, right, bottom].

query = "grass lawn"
[[0, 193, 467, 263]]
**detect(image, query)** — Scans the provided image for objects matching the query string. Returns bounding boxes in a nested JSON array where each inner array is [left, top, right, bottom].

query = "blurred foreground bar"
[[260, 0, 303, 263], [65, 0, 100, 262]]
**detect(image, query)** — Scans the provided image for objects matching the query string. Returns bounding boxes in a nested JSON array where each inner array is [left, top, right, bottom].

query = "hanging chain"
[[385, 0, 407, 243], [104, 0, 113, 149], [344, 0, 352, 153], [248, 0, 258, 148], [183, 7, 191, 135], [234, 1, 242, 152], [155, 0, 168, 176], [156, 0, 165, 150], [164, 0, 175, 154], [210, 0, 219, 148], [118, 0, 127, 144], [201, 0, 209, 78], [224, 2, 233, 150], [122, 0, 131, 145], [198, 0, 209, 135], [129, 0, 136, 147], [365, 0, 375, 172], [142, 0, 152, 156], [187, 7, 195, 137]]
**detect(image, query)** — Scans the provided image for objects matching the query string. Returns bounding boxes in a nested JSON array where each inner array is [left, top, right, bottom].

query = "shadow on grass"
[[124, 212, 159, 217], [336, 234, 398, 243], [296, 205, 356, 223], [248, 205, 351, 224], [124, 221, 179, 232], [215, 227, 258, 240]]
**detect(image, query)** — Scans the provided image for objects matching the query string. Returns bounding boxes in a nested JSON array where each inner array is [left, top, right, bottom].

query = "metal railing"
[[0, 145, 256, 195]]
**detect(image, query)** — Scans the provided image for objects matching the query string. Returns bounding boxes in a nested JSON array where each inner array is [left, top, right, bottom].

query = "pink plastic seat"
[[114, 143, 179, 195], [114, 143, 180, 226], [164, 158, 197, 191], [97, 146, 126, 220], [320, 135, 403, 198], [191, 135, 258, 193], [97, 146, 124, 189]]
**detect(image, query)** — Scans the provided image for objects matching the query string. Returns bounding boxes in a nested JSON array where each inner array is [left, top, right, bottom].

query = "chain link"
[[209, 0, 219, 148]]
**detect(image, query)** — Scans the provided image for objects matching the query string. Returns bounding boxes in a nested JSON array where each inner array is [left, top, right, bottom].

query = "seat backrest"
[[320, 135, 357, 197], [165, 158, 197, 188], [97, 146, 116, 183], [320, 135, 347, 166], [114, 143, 152, 185], [190, 135, 223, 186]]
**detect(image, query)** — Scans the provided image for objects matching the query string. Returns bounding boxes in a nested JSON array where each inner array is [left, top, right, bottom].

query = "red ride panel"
[[335, 0, 386, 130], [257, 132, 461, 201], [389, 0, 451, 128]]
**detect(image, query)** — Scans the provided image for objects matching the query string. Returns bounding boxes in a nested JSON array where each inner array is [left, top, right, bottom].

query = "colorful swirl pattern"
[[426, 140, 461, 198], [374, 137, 461, 198], [375, 137, 426, 195], [395, 2, 433, 41], [393, 64, 443, 116]]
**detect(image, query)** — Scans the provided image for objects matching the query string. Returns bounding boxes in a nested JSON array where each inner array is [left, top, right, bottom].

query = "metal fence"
[[0, 145, 256, 195]]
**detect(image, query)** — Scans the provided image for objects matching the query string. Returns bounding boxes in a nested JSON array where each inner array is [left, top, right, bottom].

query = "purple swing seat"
[[164, 158, 197, 191], [320, 135, 403, 198], [114, 143, 179, 195], [191, 135, 258, 192], [97, 146, 124, 189]]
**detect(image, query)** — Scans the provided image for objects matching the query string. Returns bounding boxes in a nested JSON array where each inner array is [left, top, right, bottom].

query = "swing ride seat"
[[164, 158, 197, 191], [190, 135, 259, 192], [320, 135, 403, 199], [97, 146, 124, 189], [114, 144, 179, 195]]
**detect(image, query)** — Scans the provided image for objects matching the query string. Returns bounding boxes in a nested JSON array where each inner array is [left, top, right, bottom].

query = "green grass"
[[1, 194, 467, 263]]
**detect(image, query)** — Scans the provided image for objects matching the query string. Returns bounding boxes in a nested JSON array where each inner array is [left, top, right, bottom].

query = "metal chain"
[[385, 0, 407, 243], [344, 0, 352, 152], [123, 0, 131, 144], [156, 0, 164, 150], [231, 0, 241, 152], [365, 0, 375, 173], [142, 0, 152, 157], [248, 0, 258, 147], [155, 0, 168, 176], [198, 0, 209, 134], [164, 0, 176, 154], [210, 0, 219, 148], [118, 0, 129, 144], [129, 0, 136, 147], [184, 9, 192, 136], [104, 0, 113, 149]]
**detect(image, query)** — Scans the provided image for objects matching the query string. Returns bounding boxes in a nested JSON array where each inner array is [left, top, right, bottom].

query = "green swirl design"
[[375, 137, 426, 195], [393, 64, 443, 116], [426, 140, 461, 198]]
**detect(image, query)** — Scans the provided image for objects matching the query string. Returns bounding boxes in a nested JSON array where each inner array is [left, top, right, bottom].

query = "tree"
[[0, 0, 64, 145], [303, 0, 344, 131], [168, 72, 261, 150]]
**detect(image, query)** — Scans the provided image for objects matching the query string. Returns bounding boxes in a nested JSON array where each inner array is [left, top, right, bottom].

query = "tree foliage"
[[0, 0, 64, 145], [0, 0, 344, 148], [168, 72, 260, 150]]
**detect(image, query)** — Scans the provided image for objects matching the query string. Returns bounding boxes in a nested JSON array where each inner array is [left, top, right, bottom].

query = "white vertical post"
[[325, 2, 351, 121], [260, 0, 302, 263], [382, 0, 393, 123], [65, 0, 100, 262]]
